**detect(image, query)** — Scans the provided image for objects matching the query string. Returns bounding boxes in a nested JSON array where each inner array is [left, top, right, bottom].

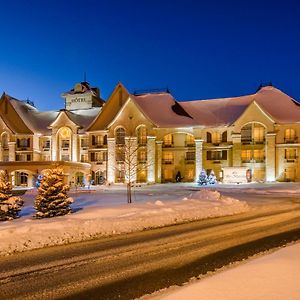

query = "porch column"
[[195, 139, 204, 181], [72, 133, 78, 162], [232, 133, 242, 167], [51, 132, 57, 161], [147, 136, 156, 183], [156, 141, 162, 183], [266, 133, 276, 181], [8, 142, 16, 161], [107, 137, 116, 183]]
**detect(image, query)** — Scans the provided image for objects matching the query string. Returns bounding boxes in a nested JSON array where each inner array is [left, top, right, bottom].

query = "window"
[[212, 132, 221, 144], [42, 140, 50, 149], [163, 134, 173, 146], [285, 148, 297, 160], [285, 129, 296, 143], [285, 168, 295, 181], [81, 138, 88, 148], [115, 128, 125, 145], [81, 154, 88, 162], [241, 150, 251, 162], [1, 133, 9, 149], [61, 140, 70, 149], [61, 154, 70, 161], [138, 150, 147, 162], [17, 138, 30, 148], [186, 151, 195, 161], [241, 123, 265, 144], [206, 132, 212, 143], [137, 126, 147, 146], [163, 152, 173, 164], [186, 135, 195, 146], [207, 150, 227, 160], [163, 169, 173, 180], [253, 149, 265, 162], [20, 172, 28, 185], [222, 131, 227, 143], [253, 126, 264, 143]]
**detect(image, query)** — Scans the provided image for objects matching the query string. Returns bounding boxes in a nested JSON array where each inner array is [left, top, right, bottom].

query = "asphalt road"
[[0, 200, 300, 300]]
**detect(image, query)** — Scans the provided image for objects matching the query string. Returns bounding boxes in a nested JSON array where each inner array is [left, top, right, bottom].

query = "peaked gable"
[[0, 93, 33, 134], [234, 100, 275, 132], [88, 83, 129, 131]]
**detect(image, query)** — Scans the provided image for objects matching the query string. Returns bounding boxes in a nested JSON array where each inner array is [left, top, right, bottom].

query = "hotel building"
[[1, 82, 300, 186]]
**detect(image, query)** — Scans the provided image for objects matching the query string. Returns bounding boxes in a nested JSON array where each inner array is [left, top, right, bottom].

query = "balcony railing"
[[162, 159, 174, 164], [284, 137, 298, 144], [163, 143, 173, 148], [242, 158, 265, 163], [185, 159, 195, 164], [185, 142, 195, 147], [241, 138, 265, 145]]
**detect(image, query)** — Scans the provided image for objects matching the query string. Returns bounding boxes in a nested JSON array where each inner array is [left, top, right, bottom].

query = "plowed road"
[[1, 200, 300, 300]]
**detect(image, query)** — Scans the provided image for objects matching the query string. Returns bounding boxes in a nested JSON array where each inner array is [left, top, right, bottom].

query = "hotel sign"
[[222, 167, 248, 184], [66, 94, 93, 110]]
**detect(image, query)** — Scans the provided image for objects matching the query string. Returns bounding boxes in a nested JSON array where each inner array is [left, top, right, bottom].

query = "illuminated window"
[[285, 148, 296, 159], [163, 169, 173, 180], [253, 149, 265, 161], [253, 126, 264, 142], [116, 128, 125, 145], [137, 126, 147, 146], [186, 135, 195, 146], [138, 150, 147, 162], [285, 129, 296, 142], [163, 152, 173, 164], [163, 134, 173, 146], [241, 150, 251, 162], [212, 132, 221, 144]]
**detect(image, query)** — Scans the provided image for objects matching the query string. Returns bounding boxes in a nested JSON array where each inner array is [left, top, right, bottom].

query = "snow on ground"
[[148, 242, 300, 300], [0, 189, 248, 255]]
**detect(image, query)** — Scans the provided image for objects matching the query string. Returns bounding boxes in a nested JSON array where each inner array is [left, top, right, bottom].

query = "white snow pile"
[[0, 190, 248, 255]]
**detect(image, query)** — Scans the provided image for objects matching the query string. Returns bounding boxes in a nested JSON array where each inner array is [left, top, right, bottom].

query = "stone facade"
[[1, 82, 300, 187]]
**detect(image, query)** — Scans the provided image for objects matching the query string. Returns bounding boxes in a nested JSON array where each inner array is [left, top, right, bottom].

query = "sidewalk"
[[155, 242, 300, 300]]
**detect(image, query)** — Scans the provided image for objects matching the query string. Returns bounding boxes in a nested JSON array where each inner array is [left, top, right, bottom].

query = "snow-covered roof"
[[132, 86, 300, 127], [3, 95, 101, 134]]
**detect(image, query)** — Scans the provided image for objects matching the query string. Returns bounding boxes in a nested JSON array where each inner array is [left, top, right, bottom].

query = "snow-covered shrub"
[[208, 170, 217, 184], [198, 169, 208, 185], [34, 167, 73, 218], [0, 170, 23, 221]]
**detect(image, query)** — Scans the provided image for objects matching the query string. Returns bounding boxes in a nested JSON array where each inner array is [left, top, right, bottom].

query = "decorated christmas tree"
[[208, 170, 217, 184], [198, 169, 208, 185], [35, 167, 73, 218], [0, 170, 24, 221]]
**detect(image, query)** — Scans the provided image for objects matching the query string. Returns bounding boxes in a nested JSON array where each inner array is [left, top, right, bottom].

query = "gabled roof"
[[0, 93, 34, 134], [132, 86, 300, 127]]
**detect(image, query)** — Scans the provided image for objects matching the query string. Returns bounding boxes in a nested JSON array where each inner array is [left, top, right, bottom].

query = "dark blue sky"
[[1, 0, 299, 111]]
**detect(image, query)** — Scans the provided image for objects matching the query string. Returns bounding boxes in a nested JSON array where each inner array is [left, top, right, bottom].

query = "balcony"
[[185, 159, 195, 164], [284, 137, 298, 144], [163, 143, 173, 148], [185, 142, 195, 147], [242, 158, 265, 163], [162, 159, 174, 164], [241, 138, 265, 145], [285, 156, 298, 163]]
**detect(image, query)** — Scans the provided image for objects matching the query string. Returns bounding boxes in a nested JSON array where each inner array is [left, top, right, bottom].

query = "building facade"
[[1, 82, 300, 187]]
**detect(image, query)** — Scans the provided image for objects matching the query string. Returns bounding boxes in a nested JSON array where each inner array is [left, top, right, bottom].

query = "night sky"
[[1, 0, 299, 111]]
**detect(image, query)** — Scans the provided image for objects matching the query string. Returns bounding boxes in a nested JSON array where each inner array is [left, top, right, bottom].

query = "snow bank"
[[0, 190, 248, 255], [152, 242, 300, 300]]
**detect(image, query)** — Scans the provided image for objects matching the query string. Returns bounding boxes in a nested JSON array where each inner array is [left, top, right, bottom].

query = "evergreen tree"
[[208, 170, 217, 184], [35, 167, 73, 218], [198, 169, 208, 185], [0, 170, 23, 221]]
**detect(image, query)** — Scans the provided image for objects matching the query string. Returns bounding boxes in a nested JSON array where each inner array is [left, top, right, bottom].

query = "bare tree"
[[115, 120, 153, 203]]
